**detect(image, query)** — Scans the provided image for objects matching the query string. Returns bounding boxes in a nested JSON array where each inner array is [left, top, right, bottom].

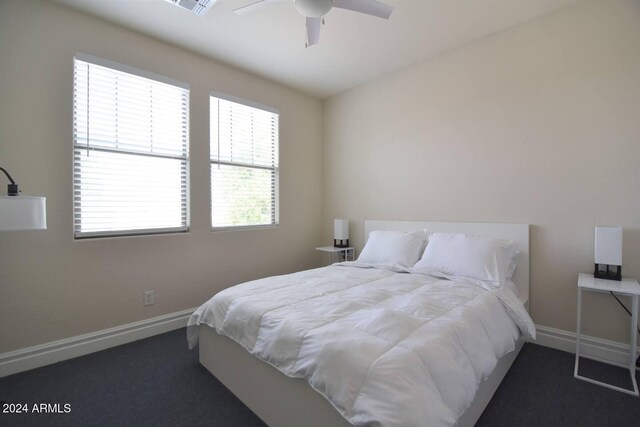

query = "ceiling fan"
[[233, 0, 394, 47]]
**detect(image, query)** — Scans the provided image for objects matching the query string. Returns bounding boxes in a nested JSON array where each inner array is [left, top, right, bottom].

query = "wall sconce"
[[0, 166, 47, 231], [594, 225, 622, 281]]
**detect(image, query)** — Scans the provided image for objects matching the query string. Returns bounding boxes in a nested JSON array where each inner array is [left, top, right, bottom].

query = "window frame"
[[72, 53, 191, 240], [209, 91, 280, 232]]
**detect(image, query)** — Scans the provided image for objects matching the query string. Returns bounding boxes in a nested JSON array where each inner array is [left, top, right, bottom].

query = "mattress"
[[188, 264, 534, 427]]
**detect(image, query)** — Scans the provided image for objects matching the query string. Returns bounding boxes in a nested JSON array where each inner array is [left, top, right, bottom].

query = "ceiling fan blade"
[[306, 16, 321, 47], [332, 0, 394, 19], [233, 0, 275, 15]]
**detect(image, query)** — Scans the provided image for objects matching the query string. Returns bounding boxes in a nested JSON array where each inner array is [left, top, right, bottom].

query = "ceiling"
[[50, 0, 580, 99]]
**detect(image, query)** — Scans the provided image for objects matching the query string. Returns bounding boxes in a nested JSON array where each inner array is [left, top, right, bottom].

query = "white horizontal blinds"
[[73, 57, 189, 238], [210, 95, 279, 229]]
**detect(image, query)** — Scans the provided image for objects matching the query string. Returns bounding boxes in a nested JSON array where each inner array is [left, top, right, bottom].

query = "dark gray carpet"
[[1, 329, 638, 426], [477, 343, 640, 427], [0, 329, 265, 427]]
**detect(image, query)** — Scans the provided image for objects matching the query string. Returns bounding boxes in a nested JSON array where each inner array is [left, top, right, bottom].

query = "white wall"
[[323, 0, 640, 342], [0, 0, 323, 352]]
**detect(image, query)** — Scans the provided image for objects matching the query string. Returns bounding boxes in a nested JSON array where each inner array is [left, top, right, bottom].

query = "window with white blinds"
[[210, 94, 279, 230], [73, 54, 189, 238]]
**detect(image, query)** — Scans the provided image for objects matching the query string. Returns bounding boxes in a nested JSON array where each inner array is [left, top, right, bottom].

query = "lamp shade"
[[595, 226, 622, 266], [0, 196, 47, 231], [334, 219, 349, 240]]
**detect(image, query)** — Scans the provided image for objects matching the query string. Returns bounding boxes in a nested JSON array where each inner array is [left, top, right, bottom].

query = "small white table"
[[315, 246, 356, 265], [574, 273, 640, 396]]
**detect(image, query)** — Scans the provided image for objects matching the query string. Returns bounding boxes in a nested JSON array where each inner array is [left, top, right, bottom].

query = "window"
[[210, 94, 279, 230], [73, 54, 189, 238]]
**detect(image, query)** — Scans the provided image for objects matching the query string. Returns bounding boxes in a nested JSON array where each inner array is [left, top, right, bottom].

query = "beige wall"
[[323, 0, 640, 342], [2, 0, 639, 354], [0, 0, 323, 352]]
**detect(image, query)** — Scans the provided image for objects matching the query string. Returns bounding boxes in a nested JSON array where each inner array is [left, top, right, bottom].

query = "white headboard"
[[365, 220, 530, 306]]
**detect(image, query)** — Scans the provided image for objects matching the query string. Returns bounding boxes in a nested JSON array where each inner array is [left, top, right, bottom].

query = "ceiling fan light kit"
[[294, 0, 333, 18], [233, 0, 394, 47], [295, 0, 333, 18]]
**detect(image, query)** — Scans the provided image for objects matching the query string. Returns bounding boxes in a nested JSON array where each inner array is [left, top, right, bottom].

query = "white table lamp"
[[334, 219, 349, 248], [0, 166, 47, 231], [594, 226, 622, 281], [0, 196, 47, 231]]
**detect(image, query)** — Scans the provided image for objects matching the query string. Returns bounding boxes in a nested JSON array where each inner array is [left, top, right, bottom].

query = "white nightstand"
[[574, 273, 640, 396], [315, 246, 356, 265]]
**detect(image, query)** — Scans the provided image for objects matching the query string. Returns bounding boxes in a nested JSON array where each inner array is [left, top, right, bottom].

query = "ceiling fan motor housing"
[[295, 0, 333, 17]]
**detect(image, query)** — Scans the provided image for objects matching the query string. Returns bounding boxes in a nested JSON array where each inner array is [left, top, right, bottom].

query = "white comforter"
[[187, 265, 535, 427]]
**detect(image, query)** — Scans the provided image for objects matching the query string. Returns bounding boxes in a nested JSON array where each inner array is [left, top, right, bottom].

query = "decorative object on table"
[[0, 166, 47, 231], [594, 226, 622, 281], [333, 219, 349, 248]]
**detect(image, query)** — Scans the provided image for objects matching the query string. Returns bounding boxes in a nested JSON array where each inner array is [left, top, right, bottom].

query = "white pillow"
[[410, 233, 518, 288], [357, 229, 427, 269], [506, 249, 520, 280]]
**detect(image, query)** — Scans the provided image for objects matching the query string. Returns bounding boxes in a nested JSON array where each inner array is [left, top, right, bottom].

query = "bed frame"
[[198, 220, 530, 426]]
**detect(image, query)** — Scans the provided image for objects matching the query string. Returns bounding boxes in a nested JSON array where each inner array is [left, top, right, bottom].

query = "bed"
[[188, 220, 532, 427]]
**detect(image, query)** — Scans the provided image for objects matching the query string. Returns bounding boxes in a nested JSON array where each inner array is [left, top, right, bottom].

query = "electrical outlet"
[[144, 290, 155, 306]]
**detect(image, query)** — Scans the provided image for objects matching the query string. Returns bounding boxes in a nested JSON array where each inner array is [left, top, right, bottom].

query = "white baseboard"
[[0, 308, 196, 378], [1, 316, 634, 379], [534, 324, 639, 369]]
